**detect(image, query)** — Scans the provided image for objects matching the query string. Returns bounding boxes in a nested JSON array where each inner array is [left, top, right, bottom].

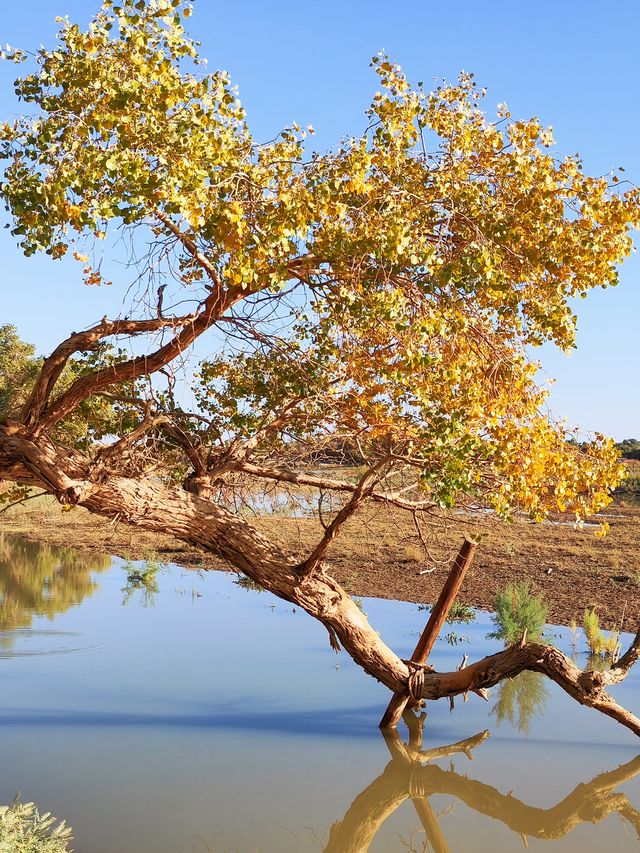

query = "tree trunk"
[[2, 427, 640, 737]]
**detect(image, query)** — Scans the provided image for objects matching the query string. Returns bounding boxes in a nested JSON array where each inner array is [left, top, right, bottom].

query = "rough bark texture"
[[2, 426, 640, 737]]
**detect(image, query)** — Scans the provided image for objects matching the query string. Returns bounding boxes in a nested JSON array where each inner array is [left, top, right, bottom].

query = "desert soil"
[[2, 494, 639, 631]]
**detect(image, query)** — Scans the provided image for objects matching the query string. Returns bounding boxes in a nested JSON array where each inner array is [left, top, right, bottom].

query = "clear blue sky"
[[1, 0, 639, 438]]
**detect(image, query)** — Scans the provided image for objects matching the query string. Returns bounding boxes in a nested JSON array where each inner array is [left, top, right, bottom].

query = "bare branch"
[[23, 313, 205, 430], [35, 288, 234, 432], [92, 413, 170, 471], [298, 458, 390, 576], [158, 419, 206, 475], [234, 460, 437, 511], [419, 636, 640, 737], [0, 490, 48, 515], [589, 626, 640, 687], [154, 209, 222, 286]]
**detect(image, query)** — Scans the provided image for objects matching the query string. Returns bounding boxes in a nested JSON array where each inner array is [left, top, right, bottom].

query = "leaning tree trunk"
[[2, 427, 640, 736]]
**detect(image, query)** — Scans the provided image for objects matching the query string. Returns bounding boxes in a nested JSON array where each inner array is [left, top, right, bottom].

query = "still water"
[[1, 533, 639, 852]]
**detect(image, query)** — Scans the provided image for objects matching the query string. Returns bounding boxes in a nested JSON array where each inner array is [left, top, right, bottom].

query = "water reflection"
[[325, 712, 640, 851], [491, 671, 549, 734], [2, 535, 640, 851], [0, 534, 109, 650], [121, 559, 162, 607]]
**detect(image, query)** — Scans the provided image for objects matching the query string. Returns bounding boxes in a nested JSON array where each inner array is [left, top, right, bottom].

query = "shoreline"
[[2, 497, 639, 631]]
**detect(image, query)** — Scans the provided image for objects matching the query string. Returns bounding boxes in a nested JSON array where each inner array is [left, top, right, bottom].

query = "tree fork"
[[379, 537, 477, 729]]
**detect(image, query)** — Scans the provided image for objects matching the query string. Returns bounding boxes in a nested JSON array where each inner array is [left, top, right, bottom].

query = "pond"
[[1, 533, 639, 852]]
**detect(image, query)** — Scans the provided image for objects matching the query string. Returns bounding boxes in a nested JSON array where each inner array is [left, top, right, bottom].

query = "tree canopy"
[[1, 0, 637, 525], [2, 0, 640, 735]]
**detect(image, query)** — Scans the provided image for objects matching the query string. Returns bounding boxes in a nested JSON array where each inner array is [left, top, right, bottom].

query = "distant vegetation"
[[608, 441, 640, 497], [616, 480, 640, 499], [613, 445, 640, 497], [616, 439, 640, 460]]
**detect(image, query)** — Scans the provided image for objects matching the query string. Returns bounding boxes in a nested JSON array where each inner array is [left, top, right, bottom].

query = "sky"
[[1, 0, 639, 439]]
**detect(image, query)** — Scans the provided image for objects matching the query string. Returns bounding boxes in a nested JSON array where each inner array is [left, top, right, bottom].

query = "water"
[[1, 533, 639, 852]]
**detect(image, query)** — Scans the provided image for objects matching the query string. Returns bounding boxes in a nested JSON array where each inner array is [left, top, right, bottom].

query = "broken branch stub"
[[380, 537, 477, 729]]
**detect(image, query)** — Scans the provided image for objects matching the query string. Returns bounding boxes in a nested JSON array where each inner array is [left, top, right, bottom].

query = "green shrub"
[[582, 607, 620, 659], [0, 800, 73, 852], [488, 580, 548, 646]]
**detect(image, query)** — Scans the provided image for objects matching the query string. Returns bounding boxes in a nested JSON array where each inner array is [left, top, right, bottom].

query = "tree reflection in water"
[[0, 534, 110, 648], [491, 670, 549, 734], [324, 711, 640, 852]]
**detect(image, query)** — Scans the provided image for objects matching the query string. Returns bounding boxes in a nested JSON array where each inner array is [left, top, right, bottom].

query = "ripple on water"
[[0, 628, 107, 659]]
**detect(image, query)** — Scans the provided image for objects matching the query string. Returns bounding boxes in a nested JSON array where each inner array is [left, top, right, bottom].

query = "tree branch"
[[0, 490, 48, 515], [23, 313, 206, 431], [154, 209, 223, 287], [419, 636, 640, 736], [234, 460, 437, 511], [601, 626, 640, 684], [158, 419, 207, 475], [34, 288, 233, 432], [92, 413, 170, 471], [298, 458, 390, 576]]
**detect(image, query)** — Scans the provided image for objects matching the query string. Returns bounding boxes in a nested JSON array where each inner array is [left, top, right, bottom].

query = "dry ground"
[[2, 491, 639, 631]]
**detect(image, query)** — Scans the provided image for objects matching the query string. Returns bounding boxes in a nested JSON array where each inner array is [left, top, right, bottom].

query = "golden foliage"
[[2, 1, 638, 521]]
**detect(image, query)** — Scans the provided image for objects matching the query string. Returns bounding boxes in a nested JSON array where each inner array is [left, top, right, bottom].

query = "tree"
[[617, 438, 640, 460], [1, 0, 640, 733]]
